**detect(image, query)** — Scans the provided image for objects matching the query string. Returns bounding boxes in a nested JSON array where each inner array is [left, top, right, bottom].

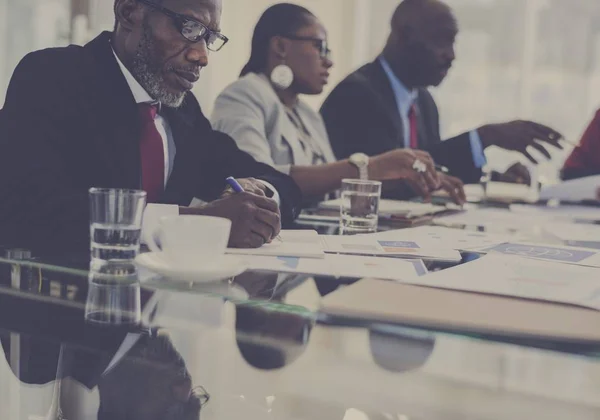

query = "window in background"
[[434, 0, 600, 178], [0, 0, 70, 105]]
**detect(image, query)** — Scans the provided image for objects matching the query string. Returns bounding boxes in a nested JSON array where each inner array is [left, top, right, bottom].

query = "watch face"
[[351, 153, 368, 167]]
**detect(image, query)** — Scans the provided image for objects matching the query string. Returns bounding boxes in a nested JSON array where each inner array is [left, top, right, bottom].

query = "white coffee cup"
[[146, 216, 232, 267]]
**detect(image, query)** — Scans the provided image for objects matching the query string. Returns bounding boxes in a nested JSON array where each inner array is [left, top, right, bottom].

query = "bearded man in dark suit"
[[0, 0, 302, 253]]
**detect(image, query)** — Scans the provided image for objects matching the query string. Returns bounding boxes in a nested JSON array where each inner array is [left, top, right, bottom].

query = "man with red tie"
[[0, 0, 301, 253], [321, 0, 563, 191]]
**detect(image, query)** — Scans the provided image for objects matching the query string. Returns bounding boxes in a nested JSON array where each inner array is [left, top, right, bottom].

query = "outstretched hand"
[[478, 120, 563, 164]]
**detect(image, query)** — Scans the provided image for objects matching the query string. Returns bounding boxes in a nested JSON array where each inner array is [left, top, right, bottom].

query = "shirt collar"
[[379, 56, 418, 116], [111, 47, 159, 107]]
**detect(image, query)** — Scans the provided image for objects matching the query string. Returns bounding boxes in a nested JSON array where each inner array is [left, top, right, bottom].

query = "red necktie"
[[408, 104, 419, 149], [138, 103, 164, 203]]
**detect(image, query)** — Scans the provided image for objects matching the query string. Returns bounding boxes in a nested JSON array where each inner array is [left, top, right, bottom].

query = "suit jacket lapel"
[[83, 32, 141, 190], [364, 60, 405, 148]]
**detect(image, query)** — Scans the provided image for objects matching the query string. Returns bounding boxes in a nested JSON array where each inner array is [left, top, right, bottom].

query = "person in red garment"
[[562, 109, 600, 180]]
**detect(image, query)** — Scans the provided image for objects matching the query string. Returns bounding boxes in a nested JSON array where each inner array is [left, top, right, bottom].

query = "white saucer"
[[135, 252, 247, 284]]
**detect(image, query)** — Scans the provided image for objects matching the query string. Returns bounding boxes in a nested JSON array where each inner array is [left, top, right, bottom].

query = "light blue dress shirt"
[[378, 57, 487, 168]]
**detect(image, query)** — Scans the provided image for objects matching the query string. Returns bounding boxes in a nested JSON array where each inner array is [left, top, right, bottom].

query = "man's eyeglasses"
[[137, 0, 229, 52], [283, 35, 331, 60]]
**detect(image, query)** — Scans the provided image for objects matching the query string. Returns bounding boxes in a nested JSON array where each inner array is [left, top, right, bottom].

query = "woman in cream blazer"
[[212, 3, 444, 202]]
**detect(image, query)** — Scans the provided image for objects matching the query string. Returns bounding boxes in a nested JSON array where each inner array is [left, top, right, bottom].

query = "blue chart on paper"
[[277, 256, 300, 269], [484, 243, 595, 263], [378, 241, 420, 249]]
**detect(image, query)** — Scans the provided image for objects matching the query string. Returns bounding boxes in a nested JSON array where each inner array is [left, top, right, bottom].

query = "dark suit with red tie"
[[320, 59, 482, 184], [0, 32, 302, 253]]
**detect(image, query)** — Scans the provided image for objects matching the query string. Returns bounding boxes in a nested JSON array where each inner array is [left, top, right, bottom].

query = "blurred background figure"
[[561, 109, 600, 180]]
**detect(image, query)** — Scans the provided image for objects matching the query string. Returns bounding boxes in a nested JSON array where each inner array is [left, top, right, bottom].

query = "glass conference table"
[[1, 209, 600, 420]]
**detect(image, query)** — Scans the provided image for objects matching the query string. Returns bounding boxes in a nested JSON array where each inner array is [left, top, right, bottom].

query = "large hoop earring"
[[270, 64, 294, 90]]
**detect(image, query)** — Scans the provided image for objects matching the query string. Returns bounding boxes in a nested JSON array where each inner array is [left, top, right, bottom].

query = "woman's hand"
[[369, 149, 441, 201]]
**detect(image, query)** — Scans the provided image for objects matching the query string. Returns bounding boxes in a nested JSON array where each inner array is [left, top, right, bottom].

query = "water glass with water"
[[89, 188, 147, 263], [85, 262, 141, 325], [340, 179, 382, 235]]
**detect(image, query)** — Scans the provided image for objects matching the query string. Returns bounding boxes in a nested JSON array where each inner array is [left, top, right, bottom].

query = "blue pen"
[[226, 176, 245, 193], [226, 176, 282, 242]]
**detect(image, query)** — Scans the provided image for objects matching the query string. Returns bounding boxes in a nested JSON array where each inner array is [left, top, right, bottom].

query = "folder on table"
[[321, 279, 600, 344]]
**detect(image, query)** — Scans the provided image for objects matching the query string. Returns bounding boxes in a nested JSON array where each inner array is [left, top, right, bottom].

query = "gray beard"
[[130, 23, 186, 108]]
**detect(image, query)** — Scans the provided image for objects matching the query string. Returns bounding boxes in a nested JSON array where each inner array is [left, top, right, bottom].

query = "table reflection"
[[97, 333, 207, 420], [236, 303, 314, 370]]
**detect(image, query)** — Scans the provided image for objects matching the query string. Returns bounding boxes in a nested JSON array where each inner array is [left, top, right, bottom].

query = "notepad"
[[318, 198, 450, 218], [320, 234, 462, 262], [239, 254, 428, 281], [226, 230, 325, 258]]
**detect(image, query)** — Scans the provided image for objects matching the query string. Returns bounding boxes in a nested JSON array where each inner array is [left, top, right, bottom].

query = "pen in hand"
[[225, 177, 281, 242], [225, 176, 245, 193]]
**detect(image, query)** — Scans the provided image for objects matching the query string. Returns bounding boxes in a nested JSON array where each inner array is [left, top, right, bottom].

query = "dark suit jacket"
[[320, 60, 482, 184], [0, 32, 302, 252]]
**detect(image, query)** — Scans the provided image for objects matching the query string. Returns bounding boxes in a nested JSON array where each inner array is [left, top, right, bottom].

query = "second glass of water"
[[89, 188, 147, 263], [340, 179, 382, 235]]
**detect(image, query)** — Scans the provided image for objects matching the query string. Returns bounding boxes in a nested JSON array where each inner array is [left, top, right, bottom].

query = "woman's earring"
[[270, 64, 294, 90]]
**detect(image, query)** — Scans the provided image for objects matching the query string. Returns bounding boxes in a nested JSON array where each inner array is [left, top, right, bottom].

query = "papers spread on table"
[[318, 198, 451, 218], [434, 182, 537, 204], [320, 234, 462, 262], [416, 254, 600, 311], [434, 184, 484, 203], [435, 206, 548, 233], [238, 253, 427, 281], [543, 222, 600, 243], [476, 242, 600, 268], [510, 203, 600, 223], [368, 226, 521, 251], [226, 230, 324, 258], [539, 175, 600, 202]]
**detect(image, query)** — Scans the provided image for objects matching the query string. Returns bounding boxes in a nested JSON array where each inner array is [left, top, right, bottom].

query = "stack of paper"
[[435, 182, 537, 204], [227, 230, 324, 258], [510, 204, 600, 223], [417, 255, 600, 311], [368, 226, 521, 251], [320, 277, 600, 343], [435, 207, 551, 233], [318, 198, 451, 218], [540, 175, 600, 202], [320, 234, 462, 262], [543, 222, 600, 243], [434, 184, 484, 202], [477, 242, 600, 268], [239, 254, 427, 281]]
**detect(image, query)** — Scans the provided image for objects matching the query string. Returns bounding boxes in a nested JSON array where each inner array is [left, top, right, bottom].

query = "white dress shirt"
[[111, 49, 280, 242]]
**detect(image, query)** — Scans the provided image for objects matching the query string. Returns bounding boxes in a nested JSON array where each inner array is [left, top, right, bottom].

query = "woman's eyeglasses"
[[283, 35, 332, 60], [137, 0, 229, 52]]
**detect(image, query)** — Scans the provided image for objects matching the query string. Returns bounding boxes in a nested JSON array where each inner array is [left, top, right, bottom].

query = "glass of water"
[[89, 188, 146, 263], [85, 262, 141, 325], [340, 179, 382, 235]]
